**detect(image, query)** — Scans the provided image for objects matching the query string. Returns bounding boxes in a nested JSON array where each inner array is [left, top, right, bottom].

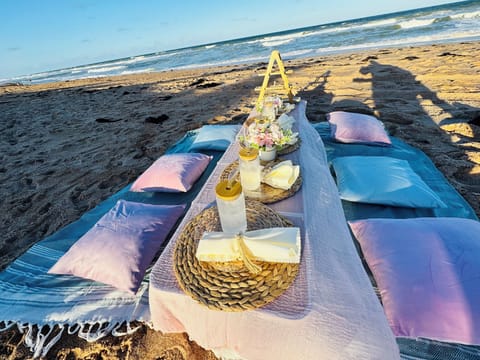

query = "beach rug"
[[0, 129, 224, 358], [314, 122, 477, 222], [315, 122, 480, 360]]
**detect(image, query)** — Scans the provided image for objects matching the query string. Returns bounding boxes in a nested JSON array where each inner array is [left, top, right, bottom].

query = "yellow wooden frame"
[[255, 50, 295, 110]]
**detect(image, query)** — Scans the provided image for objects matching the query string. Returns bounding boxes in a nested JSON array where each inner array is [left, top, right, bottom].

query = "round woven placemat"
[[221, 160, 302, 204], [277, 139, 301, 155], [173, 200, 299, 312]]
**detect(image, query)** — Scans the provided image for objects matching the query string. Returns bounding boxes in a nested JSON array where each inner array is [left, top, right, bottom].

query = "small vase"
[[259, 147, 276, 162]]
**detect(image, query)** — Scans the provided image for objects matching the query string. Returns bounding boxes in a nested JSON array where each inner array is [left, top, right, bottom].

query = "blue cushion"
[[331, 156, 447, 208], [189, 124, 241, 151]]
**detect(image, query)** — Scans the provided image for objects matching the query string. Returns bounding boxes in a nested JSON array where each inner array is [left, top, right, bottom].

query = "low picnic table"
[[148, 101, 399, 360]]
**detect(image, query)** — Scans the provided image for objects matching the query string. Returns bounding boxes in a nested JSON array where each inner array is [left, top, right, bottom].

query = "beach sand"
[[0, 40, 479, 359]]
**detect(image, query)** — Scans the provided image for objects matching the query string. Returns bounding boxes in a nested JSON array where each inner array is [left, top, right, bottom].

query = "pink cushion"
[[130, 153, 212, 193], [48, 200, 186, 294], [349, 217, 480, 345], [327, 111, 392, 146]]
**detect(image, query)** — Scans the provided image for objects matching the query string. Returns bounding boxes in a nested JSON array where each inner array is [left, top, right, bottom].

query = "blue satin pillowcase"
[[331, 156, 446, 208], [189, 124, 241, 152]]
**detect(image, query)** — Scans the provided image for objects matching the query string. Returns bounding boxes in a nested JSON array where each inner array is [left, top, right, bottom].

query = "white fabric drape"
[[149, 101, 400, 360]]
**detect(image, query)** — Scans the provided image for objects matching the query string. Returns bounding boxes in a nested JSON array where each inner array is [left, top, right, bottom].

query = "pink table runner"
[[149, 101, 400, 360]]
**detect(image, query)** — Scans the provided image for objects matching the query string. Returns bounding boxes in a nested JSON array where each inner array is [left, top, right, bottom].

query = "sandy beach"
[[1, 40, 479, 359]]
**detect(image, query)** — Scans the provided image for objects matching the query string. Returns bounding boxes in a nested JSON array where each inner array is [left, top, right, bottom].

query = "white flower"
[[277, 113, 295, 131]]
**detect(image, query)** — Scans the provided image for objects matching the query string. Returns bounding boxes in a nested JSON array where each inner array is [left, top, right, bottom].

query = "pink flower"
[[238, 116, 297, 151]]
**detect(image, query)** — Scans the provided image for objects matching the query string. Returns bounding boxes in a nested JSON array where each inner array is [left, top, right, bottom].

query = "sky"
[[0, 0, 458, 79]]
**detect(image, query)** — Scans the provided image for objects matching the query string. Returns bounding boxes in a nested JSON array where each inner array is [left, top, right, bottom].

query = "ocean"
[[6, 0, 480, 85]]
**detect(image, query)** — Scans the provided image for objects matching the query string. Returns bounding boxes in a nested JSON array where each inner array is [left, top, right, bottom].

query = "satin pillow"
[[332, 156, 446, 208], [349, 217, 480, 345], [327, 111, 391, 146], [189, 124, 241, 151], [130, 153, 212, 193], [49, 200, 185, 294]]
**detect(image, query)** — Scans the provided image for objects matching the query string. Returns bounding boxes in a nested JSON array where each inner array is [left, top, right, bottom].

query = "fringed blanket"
[[0, 130, 223, 358], [315, 122, 480, 360]]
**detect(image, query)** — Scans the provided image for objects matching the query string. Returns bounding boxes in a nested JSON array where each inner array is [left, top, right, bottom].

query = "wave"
[[451, 10, 480, 20], [302, 26, 348, 37], [69, 53, 172, 73], [290, 17, 399, 40], [355, 18, 399, 29], [205, 44, 216, 49], [281, 49, 315, 58], [173, 54, 270, 71], [398, 18, 436, 29], [315, 29, 480, 55], [254, 31, 308, 47], [262, 38, 295, 47], [16, 67, 75, 81], [129, 55, 146, 62], [120, 68, 155, 75], [433, 15, 452, 24], [260, 22, 370, 47], [135, 51, 181, 63], [87, 65, 126, 74]]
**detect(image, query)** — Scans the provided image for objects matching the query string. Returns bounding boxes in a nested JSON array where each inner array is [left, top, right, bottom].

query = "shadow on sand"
[[298, 59, 480, 213]]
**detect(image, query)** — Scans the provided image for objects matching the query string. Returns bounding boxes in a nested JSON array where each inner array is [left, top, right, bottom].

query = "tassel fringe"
[[0, 321, 141, 358]]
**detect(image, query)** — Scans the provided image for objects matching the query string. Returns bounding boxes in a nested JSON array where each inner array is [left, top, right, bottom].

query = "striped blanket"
[[0, 186, 150, 358], [315, 122, 480, 360], [0, 130, 222, 358]]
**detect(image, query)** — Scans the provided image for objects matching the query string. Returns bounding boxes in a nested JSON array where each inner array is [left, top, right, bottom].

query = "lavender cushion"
[[49, 200, 186, 294], [327, 111, 392, 146], [349, 217, 480, 345], [130, 153, 212, 193], [189, 124, 241, 151], [332, 156, 446, 208]]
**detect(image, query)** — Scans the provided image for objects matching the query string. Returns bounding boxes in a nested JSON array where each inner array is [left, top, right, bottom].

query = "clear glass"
[[239, 156, 261, 191], [261, 101, 276, 121], [216, 192, 247, 234]]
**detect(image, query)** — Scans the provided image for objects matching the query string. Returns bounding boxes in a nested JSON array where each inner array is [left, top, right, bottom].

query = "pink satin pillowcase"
[[327, 111, 392, 146], [349, 217, 480, 345], [49, 200, 186, 294], [130, 153, 212, 193]]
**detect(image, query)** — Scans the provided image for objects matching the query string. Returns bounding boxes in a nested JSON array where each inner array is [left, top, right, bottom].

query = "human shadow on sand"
[[355, 60, 480, 196], [298, 57, 480, 359]]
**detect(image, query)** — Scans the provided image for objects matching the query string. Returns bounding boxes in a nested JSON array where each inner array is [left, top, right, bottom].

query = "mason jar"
[[215, 180, 247, 234], [239, 147, 261, 192], [261, 101, 276, 121]]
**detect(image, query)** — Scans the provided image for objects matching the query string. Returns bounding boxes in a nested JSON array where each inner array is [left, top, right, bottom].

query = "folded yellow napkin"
[[196, 227, 301, 264], [262, 160, 300, 190]]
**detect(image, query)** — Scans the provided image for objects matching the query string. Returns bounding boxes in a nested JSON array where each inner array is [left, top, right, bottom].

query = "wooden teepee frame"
[[255, 50, 295, 110]]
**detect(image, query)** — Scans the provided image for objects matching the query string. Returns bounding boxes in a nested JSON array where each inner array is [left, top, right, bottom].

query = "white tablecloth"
[[149, 101, 400, 360]]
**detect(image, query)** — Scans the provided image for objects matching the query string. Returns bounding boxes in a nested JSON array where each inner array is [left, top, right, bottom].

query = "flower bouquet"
[[240, 117, 298, 160]]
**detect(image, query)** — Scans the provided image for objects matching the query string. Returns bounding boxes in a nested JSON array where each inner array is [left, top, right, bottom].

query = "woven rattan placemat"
[[173, 200, 299, 311], [221, 160, 302, 204], [277, 139, 300, 155]]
